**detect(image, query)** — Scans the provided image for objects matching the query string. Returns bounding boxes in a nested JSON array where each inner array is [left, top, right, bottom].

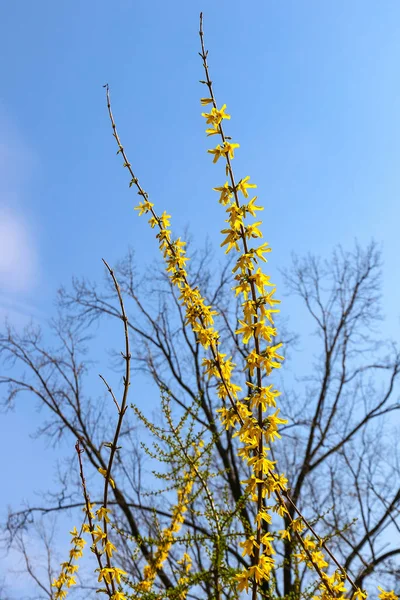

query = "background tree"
[[1, 237, 399, 599]]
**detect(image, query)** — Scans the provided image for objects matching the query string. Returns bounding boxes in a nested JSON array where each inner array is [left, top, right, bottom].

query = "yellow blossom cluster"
[[202, 96, 380, 600], [201, 95, 290, 592], [294, 536, 328, 571], [200, 91, 386, 600], [135, 464, 196, 594], [378, 588, 400, 600], [309, 569, 398, 600], [51, 526, 86, 599], [176, 552, 192, 600], [311, 570, 348, 599], [75, 502, 126, 600], [84, 504, 127, 600], [97, 566, 126, 586]]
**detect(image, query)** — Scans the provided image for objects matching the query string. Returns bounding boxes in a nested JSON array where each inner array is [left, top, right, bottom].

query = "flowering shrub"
[[52, 14, 398, 600]]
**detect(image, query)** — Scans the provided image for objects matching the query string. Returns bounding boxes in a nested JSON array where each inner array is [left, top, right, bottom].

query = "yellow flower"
[[82, 501, 96, 518], [250, 268, 275, 293], [245, 221, 263, 239], [248, 452, 276, 474], [378, 588, 399, 600], [156, 227, 172, 251], [303, 536, 317, 551], [291, 518, 305, 533], [255, 510, 273, 526], [220, 227, 241, 253], [223, 141, 240, 159], [261, 288, 281, 308], [236, 445, 252, 461], [202, 104, 230, 125], [111, 592, 127, 600], [193, 324, 219, 349], [134, 199, 154, 215], [265, 409, 288, 442], [235, 570, 250, 593], [245, 349, 263, 375], [237, 176, 257, 198], [98, 567, 113, 585], [294, 550, 308, 564], [214, 104, 231, 122], [239, 535, 260, 557], [235, 320, 255, 344], [97, 567, 127, 585], [201, 109, 218, 124], [245, 195, 264, 216], [279, 529, 291, 541], [202, 357, 221, 380], [208, 144, 225, 163], [177, 552, 192, 571], [54, 574, 65, 586], [252, 242, 271, 262], [206, 125, 220, 136], [260, 533, 275, 556], [103, 539, 117, 558], [241, 474, 264, 495], [233, 253, 255, 274], [274, 502, 289, 517], [217, 380, 242, 400], [216, 407, 240, 430], [148, 215, 158, 228], [60, 563, 79, 575], [275, 472, 288, 489], [159, 210, 171, 228], [260, 306, 280, 325], [98, 467, 115, 489], [241, 300, 257, 322], [226, 204, 244, 230], [70, 528, 86, 548], [219, 353, 238, 380], [65, 576, 76, 588], [92, 524, 106, 545], [234, 274, 251, 299], [208, 141, 239, 163], [96, 506, 111, 523], [248, 383, 280, 410], [74, 537, 86, 549], [353, 589, 368, 600], [248, 554, 274, 583], [310, 550, 328, 569], [213, 181, 232, 205], [265, 342, 284, 366], [137, 579, 152, 592], [255, 321, 276, 343]]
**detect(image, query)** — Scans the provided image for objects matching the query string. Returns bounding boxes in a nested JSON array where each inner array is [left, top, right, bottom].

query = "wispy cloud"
[[0, 110, 42, 324], [0, 208, 37, 294]]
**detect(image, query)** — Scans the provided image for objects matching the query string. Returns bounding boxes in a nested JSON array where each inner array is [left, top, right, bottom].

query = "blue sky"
[[1, 0, 400, 595]]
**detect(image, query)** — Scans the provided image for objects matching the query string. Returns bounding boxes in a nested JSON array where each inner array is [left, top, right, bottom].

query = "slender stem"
[[76, 439, 114, 597], [93, 259, 132, 592]]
